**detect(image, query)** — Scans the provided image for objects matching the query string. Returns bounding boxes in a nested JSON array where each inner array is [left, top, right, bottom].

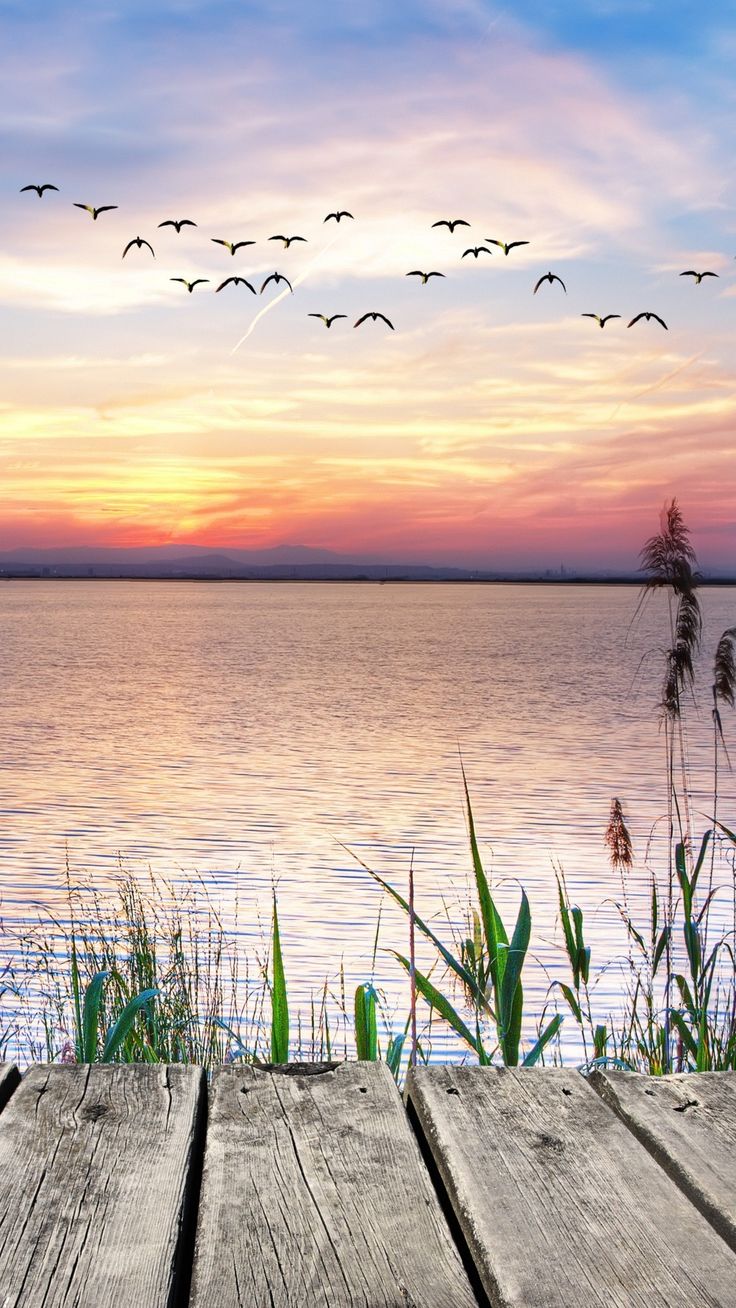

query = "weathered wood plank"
[[0, 1064, 20, 1112], [407, 1065, 736, 1307], [0, 1063, 205, 1307], [591, 1070, 736, 1253], [190, 1061, 479, 1308]]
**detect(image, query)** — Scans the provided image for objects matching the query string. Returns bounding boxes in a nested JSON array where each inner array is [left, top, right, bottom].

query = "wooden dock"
[[0, 1062, 735, 1306]]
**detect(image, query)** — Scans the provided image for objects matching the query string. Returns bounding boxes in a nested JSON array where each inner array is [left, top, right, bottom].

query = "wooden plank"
[[190, 1061, 479, 1308], [0, 1063, 205, 1307], [0, 1064, 20, 1112], [591, 1070, 736, 1253], [407, 1065, 736, 1308]]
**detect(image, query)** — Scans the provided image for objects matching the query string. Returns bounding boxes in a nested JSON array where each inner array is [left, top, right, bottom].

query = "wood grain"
[[0, 1063, 205, 1307], [0, 1064, 20, 1112], [407, 1064, 736, 1307], [190, 1061, 479, 1307], [592, 1070, 736, 1253]]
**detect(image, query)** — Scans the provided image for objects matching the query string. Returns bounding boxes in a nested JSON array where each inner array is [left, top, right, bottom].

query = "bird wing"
[[427, 272, 445, 278], [701, 271, 718, 278], [507, 241, 529, 251], [216, 279, 234, 291], [533, 275, 546, 294], [143, 241, 155, 256], [653, 315, 668, 329], [406, 271, 424, 277], [282, 277, 293, 291], [581, 314, 597, 319], [339, 211, 354, 219], [291, 236, 307, 242], [260, 275, 275, 292], [122, 240, 135, 258], [180, 220, 196, 227], [74, 203, 92, 213], [171, 278, 187, 284], [158, 220, 175, 228], [452, 220, 470, 228], [269, 235, 287, 242], [431, 220, 450, 229], [323, 214, 337, 222], [680, 271, 697, 277], [353, 314, 369, 326], [627, 314, 644, 326], [191, 280, 209, 288], [308, 314, 327, 320], [602, 315, 621, 323], [96, 206, 118, 214], [552, 275, 567, 292], [377, 314, 394, 328], [331, 314, 347, 320], [211, 239, 228, 247], [232, 241, 255, 251], [486, 240, 503, 250], [20, 185, 37, 193], [41, 184, 58, 193]]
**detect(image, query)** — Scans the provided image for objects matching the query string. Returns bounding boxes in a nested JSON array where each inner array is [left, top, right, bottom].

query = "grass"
[[1, 500, 734, 1075]]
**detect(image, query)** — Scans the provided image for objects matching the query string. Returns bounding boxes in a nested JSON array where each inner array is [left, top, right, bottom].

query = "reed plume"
[[639, 498, 702, 722], [604, 797, 633, 871]]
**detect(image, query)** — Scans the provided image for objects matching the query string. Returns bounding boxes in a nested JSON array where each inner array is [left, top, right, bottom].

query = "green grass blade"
[[461, 764, 507, 995], [354, 983, 379, 1060], [499, 890, 531, 1043], [101, 988, 159, 1062], [522, 1013, 563, 1066], [390, 950, 483, 1055], [270, 894, 289, 1064], [81, 970, 109, 1064]]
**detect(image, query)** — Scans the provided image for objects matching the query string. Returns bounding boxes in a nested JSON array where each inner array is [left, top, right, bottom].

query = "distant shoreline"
[[3, 574, 736, 587]]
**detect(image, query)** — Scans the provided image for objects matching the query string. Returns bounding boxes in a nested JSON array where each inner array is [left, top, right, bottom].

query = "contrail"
[[607, 350, 705, 421], [231, 232, 341, 354]]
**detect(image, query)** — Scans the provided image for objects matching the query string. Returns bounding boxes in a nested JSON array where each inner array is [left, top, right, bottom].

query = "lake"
[[2, 580, 735, 1059]]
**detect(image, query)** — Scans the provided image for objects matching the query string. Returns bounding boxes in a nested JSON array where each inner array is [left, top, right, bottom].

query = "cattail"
[[604, 797, 634, 871]]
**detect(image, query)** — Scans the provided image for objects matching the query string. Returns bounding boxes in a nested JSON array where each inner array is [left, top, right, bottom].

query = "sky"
[[1, 0, 735, 570]]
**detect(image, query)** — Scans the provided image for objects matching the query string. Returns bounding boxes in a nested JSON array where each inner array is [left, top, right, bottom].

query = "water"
[[2, 580, 735, 1057]]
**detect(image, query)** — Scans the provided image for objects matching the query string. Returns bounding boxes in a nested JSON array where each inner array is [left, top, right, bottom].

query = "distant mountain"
[[0, 542, 371, 568]]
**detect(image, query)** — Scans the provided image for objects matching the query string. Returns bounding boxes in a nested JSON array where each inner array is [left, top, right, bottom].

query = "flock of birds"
[[19, 184, 725, 333]]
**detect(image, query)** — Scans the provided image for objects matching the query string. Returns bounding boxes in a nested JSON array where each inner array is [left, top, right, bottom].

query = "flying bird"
[[308, 314, 347, 327], [74, 204, 118, 220], [324, 211, 354, 223], [533, 271, 566, 294], [627, 312, 668, 329], [432, 219, 470, 233], [20, 183, 58, 196], [269, 235, 307, 248], [486, 239, 529, 256], [122, 236, 155, 259], [216, 277, 257, 293], [581, 314, 621, 328], [170, 278, 209, 293], [158, 219, 197, 232], [406, 270, 445, 284], [211, 238, 256, 255], [679, 270, 718, 284], [354, 312, 394, 330], [260, 272, 293, 294], [462, 246, 492, 259]]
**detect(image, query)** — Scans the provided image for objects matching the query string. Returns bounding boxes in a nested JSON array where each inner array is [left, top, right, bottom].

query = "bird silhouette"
[[432, 219, 470, 233], [627, 312, 668, 329], [680, 270, 718, 284], [354, 312, 394, 330], [20, 183, 58, 197], [212, 238, 256, 255], [486, 239, 529, 256], [216, 277, 257, 294], [462, 246, 493, 259], [158, 219, 197, 232], [406, 271, 445, 284], [74, 204, 118, 220], [581, 314, 621, 328], [122, 236, 155, 259], [324, 211, 354, 223], [269, 235, 307, 248], [261, 272, 293, 294], [533, 271, 566, 294], [308, 314, 347, 327], [171, 278, 209, 293]]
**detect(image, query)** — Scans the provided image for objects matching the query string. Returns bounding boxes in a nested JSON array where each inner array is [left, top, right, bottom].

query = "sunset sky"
[[2, 1, 735, 569]]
